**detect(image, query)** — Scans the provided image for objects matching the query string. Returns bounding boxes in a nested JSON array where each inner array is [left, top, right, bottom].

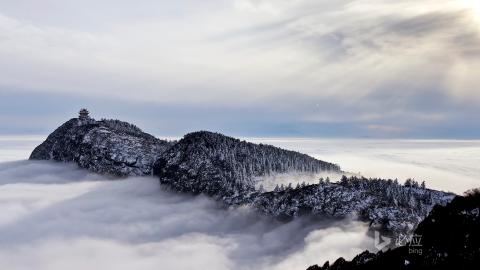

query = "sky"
[[1, 0, 480, 138]]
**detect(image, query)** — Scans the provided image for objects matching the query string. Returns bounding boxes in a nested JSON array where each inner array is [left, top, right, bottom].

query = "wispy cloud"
[[0, 0, 479, 137]]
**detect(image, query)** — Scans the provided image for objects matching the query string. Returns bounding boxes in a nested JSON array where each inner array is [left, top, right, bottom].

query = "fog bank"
[[0, 160, 372, 270], [249, 139, 480, 194]]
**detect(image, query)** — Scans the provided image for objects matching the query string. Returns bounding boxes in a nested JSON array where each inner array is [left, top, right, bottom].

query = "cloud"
[[1, 0, 480, 137], [0, 136, 44, 162], [0, 160, 372, 270], [366, 124, 406, 136], [248, 137, 480, 194]]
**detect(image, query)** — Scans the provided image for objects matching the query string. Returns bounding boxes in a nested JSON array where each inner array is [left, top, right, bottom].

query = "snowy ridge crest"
[[153, 131, 340, 197], [239, 176, 454, 237]]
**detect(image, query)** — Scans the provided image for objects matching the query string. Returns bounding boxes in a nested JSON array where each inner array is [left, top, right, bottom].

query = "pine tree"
[[405, 179, 412, 187]]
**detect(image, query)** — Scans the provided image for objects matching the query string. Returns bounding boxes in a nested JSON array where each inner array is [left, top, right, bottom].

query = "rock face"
[[153, 131, 340, 198], [307, 189, 480, 270], [30, 117, 173, 176]]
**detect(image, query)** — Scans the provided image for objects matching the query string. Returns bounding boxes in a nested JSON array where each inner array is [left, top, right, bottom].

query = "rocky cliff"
[[30, 117, 173, 176]]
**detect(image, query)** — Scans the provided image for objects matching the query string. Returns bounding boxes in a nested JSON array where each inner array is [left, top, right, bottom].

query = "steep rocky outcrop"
[[153, 131, 340, 198], [30, 117, 173, 176], [307, 189, 480, 270]]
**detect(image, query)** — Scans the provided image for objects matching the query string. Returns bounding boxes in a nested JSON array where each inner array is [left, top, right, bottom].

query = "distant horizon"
[[3, 132, 480, 141], [2, 132, 479, 194]]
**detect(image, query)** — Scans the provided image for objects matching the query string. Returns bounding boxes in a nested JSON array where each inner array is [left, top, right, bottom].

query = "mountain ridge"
[[153, 130, 340, 198], [29, 112, 455, 238]]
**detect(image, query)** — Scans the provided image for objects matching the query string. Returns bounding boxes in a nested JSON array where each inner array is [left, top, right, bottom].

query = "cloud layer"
[[0, 160, 372, 270], [1, 0, 480, 137], [249, 138, 480, 193]]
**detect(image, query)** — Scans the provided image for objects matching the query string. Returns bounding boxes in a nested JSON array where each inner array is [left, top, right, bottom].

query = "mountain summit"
[[30, 110, 173, 176]]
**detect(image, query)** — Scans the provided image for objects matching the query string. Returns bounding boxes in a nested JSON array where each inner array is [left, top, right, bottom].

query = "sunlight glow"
[[460, 0, 480, 20]]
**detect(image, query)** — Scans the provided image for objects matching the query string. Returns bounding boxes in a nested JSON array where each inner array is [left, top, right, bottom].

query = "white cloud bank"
[[0, 136, 45, 162], [250, 138, 480, 194], [0, 160, 372, 270]]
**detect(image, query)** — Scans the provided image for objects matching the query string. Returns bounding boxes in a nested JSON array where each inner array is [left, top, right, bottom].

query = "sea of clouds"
[[249, 138, 480, 194], [1, 136, 479, 270], [0, 159, 371, 270]]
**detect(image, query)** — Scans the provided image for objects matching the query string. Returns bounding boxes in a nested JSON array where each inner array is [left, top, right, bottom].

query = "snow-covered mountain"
[[30, 117, 173, 176], [30, 113, 455, 237], [239, 176, 454, 237], [153, 131, 340, 198]]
